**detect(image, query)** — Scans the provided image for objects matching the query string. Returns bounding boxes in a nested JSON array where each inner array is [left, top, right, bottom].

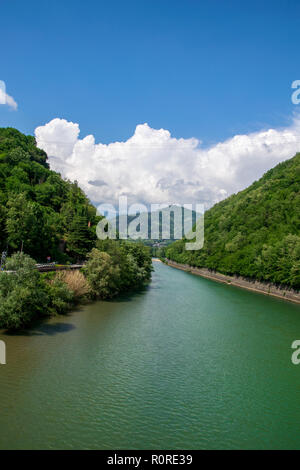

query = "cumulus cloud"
[[0, 82, 18, 110], [35, 116, 300, 209]]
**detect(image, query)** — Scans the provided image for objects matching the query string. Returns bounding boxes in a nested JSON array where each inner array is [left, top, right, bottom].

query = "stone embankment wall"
[[165, 259, 300, 304]]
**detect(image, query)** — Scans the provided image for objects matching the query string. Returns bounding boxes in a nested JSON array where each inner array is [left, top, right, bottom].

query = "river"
[[0, 261, 300, 449]]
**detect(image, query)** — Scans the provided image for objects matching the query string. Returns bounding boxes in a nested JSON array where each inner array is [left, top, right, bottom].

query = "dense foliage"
[[84, 240, 152, 299], [0, 253, 73, 329], [0, 127, 100, 262], [0, 127, 153, 329], [0, 243, 152, 330], [166, 154, 300, 289]]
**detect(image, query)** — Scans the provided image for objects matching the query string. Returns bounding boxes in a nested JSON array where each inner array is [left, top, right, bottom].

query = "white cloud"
[[35, 116, 300, 209], [0, 87, 18, 110]]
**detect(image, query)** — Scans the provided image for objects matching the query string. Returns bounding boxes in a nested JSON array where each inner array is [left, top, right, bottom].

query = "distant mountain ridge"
[[166, 153, 300, 289], [114, 206, 200, 242]]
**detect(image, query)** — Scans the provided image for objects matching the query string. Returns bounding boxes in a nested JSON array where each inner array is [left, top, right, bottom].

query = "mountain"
[[0, 127, 100, 262], [166, 153, 300, 289], [114, 206, 200, 241]]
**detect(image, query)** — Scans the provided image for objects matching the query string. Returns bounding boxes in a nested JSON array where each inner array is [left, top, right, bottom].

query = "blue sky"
[[1, 0, 300, 145]]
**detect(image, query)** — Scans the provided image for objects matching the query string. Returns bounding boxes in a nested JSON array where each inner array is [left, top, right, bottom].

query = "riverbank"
[[0, 243, 153, 331], [165, 259, 300, 304]]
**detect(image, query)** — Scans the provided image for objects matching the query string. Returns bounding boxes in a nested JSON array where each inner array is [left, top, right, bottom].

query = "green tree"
[[0, 253, 49, 329], [0, 127, 100, 262], [84, 248, 120, 298], [66, 214, 96, 261]]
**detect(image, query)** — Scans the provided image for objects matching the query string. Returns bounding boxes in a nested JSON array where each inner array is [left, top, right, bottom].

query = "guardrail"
[[1, 264, 84, 274], [35, 264, 84, 272]]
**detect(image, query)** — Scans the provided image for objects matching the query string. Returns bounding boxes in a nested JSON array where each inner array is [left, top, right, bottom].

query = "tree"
[[0, 127, 100, 262], [66, 214, 95, 261], [84, 249, 120, 298], [6, 193, 54, 259], [0, 253, 49, 329]]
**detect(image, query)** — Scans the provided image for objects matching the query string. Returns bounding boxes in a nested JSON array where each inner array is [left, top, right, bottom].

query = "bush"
[[46, 277, 74, 314], [0, 252, 75, 330], [84, 242, 152, 299], [84, 249, 120, 299], [0, 242, 152, 329], [54, 270, 91, 300], [0, 252, 50, 329]]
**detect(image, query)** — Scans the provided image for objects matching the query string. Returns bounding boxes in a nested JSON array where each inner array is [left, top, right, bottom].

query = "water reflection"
[[3, 322, 76, 337]]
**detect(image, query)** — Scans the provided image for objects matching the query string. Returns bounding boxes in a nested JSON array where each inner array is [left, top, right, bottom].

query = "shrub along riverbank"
[[0, 240, 152, 330]]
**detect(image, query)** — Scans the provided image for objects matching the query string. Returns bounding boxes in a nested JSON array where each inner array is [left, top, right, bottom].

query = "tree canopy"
[[0, 127, 100, 262]]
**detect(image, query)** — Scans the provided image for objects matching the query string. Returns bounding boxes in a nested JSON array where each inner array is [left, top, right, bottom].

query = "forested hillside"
[[0, 127, 153, 329], [0, 127, 99, 262], [166, 153, 300, 289]]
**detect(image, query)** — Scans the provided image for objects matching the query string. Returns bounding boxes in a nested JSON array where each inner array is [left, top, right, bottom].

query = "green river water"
[[0, 261, 300, 449]]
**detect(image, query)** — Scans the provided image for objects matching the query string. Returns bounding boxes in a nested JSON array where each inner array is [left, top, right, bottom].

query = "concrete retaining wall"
[[165, 259, 300, 304]]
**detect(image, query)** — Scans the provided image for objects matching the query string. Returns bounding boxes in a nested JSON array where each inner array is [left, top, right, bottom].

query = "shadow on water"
[[3, 321, 76, 337], [105, 284, 151, 303], [1, 280, 156, 336], [1, 286, 151, 335]]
